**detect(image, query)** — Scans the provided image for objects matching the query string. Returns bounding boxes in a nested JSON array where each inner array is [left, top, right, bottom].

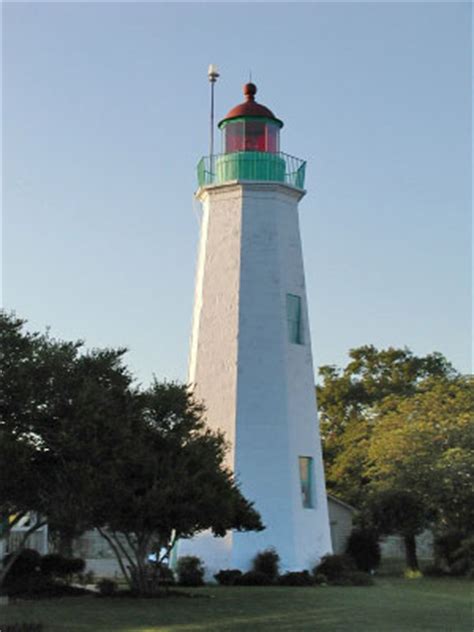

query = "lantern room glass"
[[222, 119, 280, 154]]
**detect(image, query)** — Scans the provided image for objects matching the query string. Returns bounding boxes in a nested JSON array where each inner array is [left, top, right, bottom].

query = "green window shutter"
[[286, 294, 303, 344]]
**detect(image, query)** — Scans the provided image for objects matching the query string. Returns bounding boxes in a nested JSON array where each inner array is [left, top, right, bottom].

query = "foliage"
[[40, 554, 85, 579], [234, 570, 273, 586], [450, 536, 474, 577], [96, 578, 118, 597], [364, 489, 429, 570], [317, 346, 457, 506], [251, 548, 280, 581], [312, 554, 355, 582], [214, 569, 242, 586], [345, 527, 381, 572], [0, 312, 263, 596], [0, 311, 135, 586], [365, 377, 474, 532], [4, 574, 90, 599], [277, 571, 314, 586], [433, 530, 466, 569], [176, 556, 205, 587], [2, 549, 41, 586], [93, 382, 262, 595]]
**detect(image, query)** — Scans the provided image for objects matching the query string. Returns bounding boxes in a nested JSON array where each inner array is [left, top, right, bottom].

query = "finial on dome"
[[244, 83, 257, 102]]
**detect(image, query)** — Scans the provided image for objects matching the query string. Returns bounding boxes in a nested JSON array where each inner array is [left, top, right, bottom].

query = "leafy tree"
[[0, 311, 135, 584], [0, 312, 263, 596], [317, 346, 457, 505], [91, 382, 263, 595], [365, 377, 474, 533], [364, 490, 429, 571]]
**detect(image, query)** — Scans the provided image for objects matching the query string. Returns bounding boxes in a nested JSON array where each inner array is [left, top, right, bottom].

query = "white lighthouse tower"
[[179, 81, 332, 575]]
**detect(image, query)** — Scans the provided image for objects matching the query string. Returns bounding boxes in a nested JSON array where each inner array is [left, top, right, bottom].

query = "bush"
[[176, 556, 205, 587], [234, 570, 273, 586], [423, 564, 447, 577], [96, 578, 118, 597], [40, 554, 85, 579], [312, 554, 355, 582], [3, 549, 41, 585], [156, 564, 175, 586], [434, 531, 465, 568], [5, 575, 90, 599], [345, 528, 381, 572], [313, 573, 328, 585], [277, 571, 314, 587], [76, 570, 96, 585], [214, 569, 242, 586], [450, 535, 474, 576], [252, 548, 280, 582]]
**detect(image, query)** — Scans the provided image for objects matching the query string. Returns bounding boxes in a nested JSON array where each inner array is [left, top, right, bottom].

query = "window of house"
[[286, 294, 303, 344], [299, 456, 314, 508]]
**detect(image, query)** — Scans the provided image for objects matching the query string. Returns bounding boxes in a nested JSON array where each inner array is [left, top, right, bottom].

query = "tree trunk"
[[403, 533, 419, 571]]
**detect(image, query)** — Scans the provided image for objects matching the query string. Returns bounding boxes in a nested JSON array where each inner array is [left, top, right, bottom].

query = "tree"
[[317, 346, 457, 505], [90, 382, 263, 595], [365, 377, 474, 534], [364, 490, 429, 571], [0, 311, 135, 584], [0, 312, 263, 596]]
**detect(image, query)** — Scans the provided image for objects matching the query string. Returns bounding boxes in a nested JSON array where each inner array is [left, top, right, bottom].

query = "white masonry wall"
[[179, 181, 332, 577]]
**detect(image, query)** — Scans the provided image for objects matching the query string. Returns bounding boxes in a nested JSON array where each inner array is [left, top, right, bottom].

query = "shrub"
[[3, 549, 41, 585], [313, 573, 328, 585], [434, 531, 465, 568], [312, 554, 355, 582], [41, 554, 85, 579], [277, 571, 314, 587], [176, 556, 205, 586], [345, 528, 381, 572], [5, 575, 89, 598], [423, 564, 447, 577], [154, 564, 175, 587], [76, 570, 96, 585], [251, 548, 280, 582], [96, 578, 118, 597], [234, 570, 273, 586], [214, 569, 242, 586], [450, 535, 474, 576]]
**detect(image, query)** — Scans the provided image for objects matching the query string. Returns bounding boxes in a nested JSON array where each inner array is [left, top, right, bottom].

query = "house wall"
[[327, 498, 354, 554]]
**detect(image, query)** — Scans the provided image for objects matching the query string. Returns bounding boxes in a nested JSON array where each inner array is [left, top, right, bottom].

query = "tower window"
[[299, 456, 314, 508], [286, 294, 303, 344]]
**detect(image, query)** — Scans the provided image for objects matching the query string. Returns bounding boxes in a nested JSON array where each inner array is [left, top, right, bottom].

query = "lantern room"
[[197, 82, 306, 190], [218, 83, 283, 154]]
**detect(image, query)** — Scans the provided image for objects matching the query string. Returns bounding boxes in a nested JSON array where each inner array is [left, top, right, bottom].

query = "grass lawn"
[[0, 578, 471, 632]]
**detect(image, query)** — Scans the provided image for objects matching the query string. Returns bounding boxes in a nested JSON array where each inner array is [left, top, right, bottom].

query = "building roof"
[[327, 494, 357, 513], [218, 83, 283, 128]]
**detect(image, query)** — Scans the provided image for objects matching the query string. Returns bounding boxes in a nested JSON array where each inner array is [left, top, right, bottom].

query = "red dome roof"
[[218, 83, 283, 128]]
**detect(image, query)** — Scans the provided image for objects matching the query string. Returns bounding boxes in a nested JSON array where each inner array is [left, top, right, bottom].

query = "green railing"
[[197, 151, 306, 189]]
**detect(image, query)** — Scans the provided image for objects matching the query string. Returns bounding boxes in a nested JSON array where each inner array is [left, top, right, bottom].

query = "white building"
[[178, 82, 332, 576]]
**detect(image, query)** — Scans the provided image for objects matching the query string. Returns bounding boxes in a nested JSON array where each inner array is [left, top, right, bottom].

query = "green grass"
[[0, 578, 471, 632]]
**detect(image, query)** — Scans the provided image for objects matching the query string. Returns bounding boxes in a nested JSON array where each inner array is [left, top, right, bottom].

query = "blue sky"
[[3, 2, 471, 385]]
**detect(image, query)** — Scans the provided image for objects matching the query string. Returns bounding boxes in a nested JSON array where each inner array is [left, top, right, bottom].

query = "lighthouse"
[[179, 81, 332, 575]]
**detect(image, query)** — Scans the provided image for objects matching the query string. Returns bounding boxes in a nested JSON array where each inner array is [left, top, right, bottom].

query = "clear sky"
[[3, 2, 472, 386]]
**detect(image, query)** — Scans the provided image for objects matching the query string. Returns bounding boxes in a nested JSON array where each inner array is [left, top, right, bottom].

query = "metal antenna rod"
[[208, 64, 220, 173]]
